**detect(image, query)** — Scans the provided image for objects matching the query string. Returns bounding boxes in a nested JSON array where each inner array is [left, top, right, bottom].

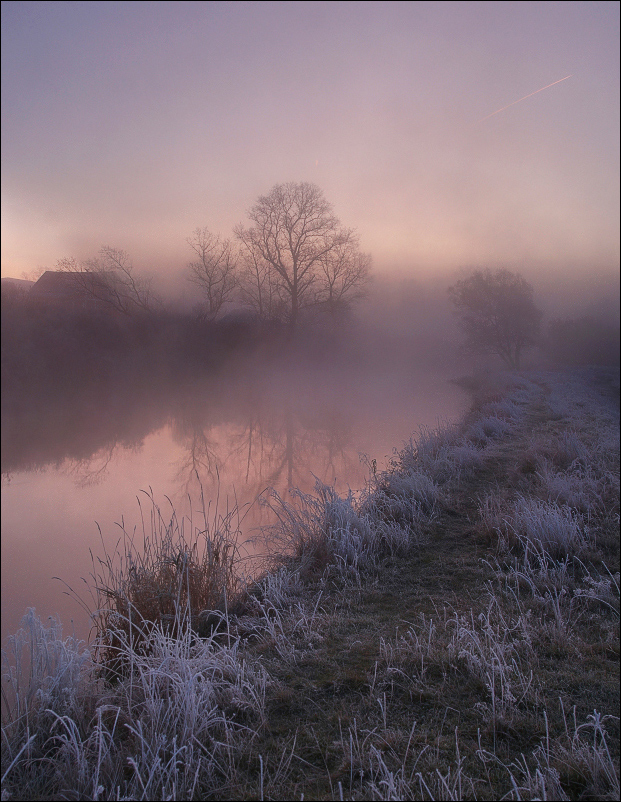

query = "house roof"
[[30, 271, 114, 303]]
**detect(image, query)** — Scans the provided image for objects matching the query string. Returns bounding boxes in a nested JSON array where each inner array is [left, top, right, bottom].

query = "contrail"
[[478, 75, 572, 122]]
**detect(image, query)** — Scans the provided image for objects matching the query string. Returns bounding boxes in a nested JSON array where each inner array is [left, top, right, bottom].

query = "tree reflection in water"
[[2, 359, 468, 646], [170, 392, 358, 513], [2, 372, 360, 513]]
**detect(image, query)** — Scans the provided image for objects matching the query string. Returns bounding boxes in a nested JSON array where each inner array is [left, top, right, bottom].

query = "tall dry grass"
[[85, 487, 249, 677]]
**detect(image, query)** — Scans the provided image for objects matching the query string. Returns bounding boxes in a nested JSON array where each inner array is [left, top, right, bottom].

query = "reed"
[[86, 486, 248, 677]]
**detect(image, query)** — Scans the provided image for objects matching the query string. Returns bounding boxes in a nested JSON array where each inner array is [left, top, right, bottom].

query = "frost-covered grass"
[[86, 488, 251, 677], [2, 367, 618, 800], [500, 496, 589, 559], [2, 610, 268, 800], [363, 580, 618, 800]]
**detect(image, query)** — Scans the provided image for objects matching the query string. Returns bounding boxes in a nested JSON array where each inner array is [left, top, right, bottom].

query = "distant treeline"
[[2, 283, 276, 391], [545, 315, 620, 368], [1, 283, 288, 473]]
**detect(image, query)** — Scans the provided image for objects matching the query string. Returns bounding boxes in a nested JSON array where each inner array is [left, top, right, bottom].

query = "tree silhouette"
[[235, 182, 370, 330], [57, 247, 159, 315], [186, 228, 239, 320], [448, 268, 541, 369]]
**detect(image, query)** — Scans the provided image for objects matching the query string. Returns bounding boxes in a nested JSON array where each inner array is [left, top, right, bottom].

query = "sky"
[[1, 1, 619, 294]]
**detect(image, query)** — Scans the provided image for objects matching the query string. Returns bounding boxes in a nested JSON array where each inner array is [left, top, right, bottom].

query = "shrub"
[[465, 415, 512, 446]]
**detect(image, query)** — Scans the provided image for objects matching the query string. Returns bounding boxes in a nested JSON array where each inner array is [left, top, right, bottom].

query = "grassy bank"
[[2, 367, 619, 800]]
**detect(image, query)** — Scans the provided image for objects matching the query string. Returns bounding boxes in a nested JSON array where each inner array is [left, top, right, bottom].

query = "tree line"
[[190, 182, 371, 328], [12, 179, 618, 370], [49, 182, 371, 332]]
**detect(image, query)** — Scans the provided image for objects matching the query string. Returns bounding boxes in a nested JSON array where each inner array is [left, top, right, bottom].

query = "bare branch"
[[236, 182, 370, 329], [186, 228, 239, 320], [57, 247, 160, 315]]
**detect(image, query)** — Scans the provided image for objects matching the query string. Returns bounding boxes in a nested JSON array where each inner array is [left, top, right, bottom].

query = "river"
[[1, 356, 467, 645]]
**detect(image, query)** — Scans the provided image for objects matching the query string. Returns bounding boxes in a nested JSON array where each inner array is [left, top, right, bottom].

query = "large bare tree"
[[235, 182, 370, 329], [448, 267, 541, 369], [237, 246, 287, 322], [186, 228, 239, 320]]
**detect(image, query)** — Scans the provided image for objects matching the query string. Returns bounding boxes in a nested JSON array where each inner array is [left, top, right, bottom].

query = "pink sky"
[[1, 1, 619, 290]]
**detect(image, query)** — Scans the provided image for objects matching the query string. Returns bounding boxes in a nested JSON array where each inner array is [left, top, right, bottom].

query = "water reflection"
[[1, 365, 466, 643], [2, 368, 355, 495], [2, 369, 362, 499], [172, 403, 357, 504]]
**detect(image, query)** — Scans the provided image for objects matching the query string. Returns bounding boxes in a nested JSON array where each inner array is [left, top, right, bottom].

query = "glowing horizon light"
[[477, 75, 573, 123]]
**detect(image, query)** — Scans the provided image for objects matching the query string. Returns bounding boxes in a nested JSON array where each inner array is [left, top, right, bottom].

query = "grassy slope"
[[234, 367, 619, 800], [2, 366, 619, 800]]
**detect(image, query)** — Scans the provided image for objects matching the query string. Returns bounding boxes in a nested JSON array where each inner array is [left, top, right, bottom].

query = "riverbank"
[[2, 366, 619, 800]]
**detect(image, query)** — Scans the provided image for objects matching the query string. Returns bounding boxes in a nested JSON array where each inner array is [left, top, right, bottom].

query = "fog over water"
[[1, 311, 472, 645], [3, 256, 621, 647]]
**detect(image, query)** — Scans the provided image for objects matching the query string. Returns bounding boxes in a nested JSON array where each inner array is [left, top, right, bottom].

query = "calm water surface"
[[2, 362, 467, 644]]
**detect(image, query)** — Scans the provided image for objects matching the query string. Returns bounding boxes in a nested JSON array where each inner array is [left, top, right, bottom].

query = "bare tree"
[[235, 182, 370, 330], [316, 236, 371, 315], [186, 228, 239, 320], [448, 267, 541, 369], [236, 246, 281, 322], [57, 246, 159, 315]]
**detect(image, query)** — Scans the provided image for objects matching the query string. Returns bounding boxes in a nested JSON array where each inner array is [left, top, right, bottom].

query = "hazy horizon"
[[1, 1, 619, 289]]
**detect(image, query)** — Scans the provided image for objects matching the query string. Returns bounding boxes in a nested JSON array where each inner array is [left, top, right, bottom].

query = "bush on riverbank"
[[2, 367, 619, 800]]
